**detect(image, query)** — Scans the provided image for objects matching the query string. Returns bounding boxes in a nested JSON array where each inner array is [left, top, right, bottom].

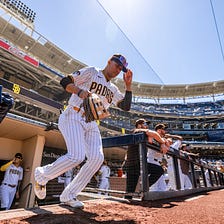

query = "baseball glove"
[[83, 93, 110, 122]]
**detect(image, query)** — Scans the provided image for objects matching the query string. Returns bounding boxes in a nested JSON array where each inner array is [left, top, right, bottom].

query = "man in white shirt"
[[98, 160, 111, 195], [0, 153, 23, 210]]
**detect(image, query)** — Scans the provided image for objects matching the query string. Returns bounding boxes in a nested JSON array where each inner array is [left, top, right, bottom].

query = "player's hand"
[[16, 191, 20, 199], [123, 69, 132, 90], [160, 143, 169, 154], [165, 138, 172, 147], [78, 90, 91, 99]]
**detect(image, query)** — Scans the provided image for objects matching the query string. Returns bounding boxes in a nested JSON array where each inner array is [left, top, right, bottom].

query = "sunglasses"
[[15, 156, 22, 160]]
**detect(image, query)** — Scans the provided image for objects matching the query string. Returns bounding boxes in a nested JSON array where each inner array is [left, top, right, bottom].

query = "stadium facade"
[[0, 3, 224, 208]]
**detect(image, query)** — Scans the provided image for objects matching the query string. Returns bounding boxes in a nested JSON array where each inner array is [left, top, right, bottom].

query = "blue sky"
[[8, 0, 224, 85]]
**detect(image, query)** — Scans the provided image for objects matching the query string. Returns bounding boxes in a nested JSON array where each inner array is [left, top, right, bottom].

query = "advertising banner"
[[0, 38, 39, 67]]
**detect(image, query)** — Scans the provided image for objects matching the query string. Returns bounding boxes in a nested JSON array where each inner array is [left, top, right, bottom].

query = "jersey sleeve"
[[111, 84, 125, 106], [19, 167, 23, 181], [0, 160, 13, 172], [72, 67, 97, 86]]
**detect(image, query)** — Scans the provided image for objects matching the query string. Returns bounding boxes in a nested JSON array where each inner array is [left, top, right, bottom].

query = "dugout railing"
[[94, 132, 224, 201]]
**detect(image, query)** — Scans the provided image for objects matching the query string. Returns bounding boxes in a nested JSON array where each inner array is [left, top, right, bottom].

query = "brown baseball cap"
[[15, 153, 23, 159], [135, 118, 150, 128], [181, 143, 190, 150], [154, 123, 167, 131]]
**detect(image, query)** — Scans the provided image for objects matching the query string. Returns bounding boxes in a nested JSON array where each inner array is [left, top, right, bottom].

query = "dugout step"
[[77, 192, 110, 201]]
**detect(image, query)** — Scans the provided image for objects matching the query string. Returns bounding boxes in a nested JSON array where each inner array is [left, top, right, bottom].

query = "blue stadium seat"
[[0, 91, 14, 123]]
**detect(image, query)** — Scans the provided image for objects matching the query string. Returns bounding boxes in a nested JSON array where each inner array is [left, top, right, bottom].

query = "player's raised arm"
[[123, 69, 133, 91], [0, 160, 13, 172], [116, 69, 133, 111]]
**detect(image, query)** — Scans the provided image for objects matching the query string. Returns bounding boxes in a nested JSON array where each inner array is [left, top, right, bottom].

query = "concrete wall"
[[19, 135, 45, 208], [0, 137, 23, 160]]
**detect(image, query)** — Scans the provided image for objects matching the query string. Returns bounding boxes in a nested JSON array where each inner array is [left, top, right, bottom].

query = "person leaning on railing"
[[123, 119, 169, 199], [179, 144, 199, 190]]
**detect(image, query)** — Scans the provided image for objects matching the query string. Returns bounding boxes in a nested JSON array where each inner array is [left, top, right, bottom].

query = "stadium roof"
[[0, 14, 224, 100], [113, 78, 224, 99]]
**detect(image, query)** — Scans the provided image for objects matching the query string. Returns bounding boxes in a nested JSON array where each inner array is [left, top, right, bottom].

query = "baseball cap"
[[154, 123, 167, 131], [181, 143, 190, 150], [111, 54, 128, 72], [135, 118, 151, 128], [15, 153, 23, 159]]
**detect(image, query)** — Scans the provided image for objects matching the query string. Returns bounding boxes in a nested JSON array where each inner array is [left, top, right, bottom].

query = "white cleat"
[[34, 181, 46, 200], [62, 199, 84, 209]]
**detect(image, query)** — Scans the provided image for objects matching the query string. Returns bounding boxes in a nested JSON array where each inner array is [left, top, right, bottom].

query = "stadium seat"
[[0, 91, 14, 123]]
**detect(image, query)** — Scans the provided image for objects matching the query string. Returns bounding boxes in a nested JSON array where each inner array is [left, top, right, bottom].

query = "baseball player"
[[179, 144, 198, 190], [148, 124, 183, 191], [204, 169, 212, 187], [34, 54, 133, 208], [166, 139, 182, 191], [124, 119, 168, 199], [0, 153, 23, 210], [98, 160, 111, 195], [64, 168, 74, 188]]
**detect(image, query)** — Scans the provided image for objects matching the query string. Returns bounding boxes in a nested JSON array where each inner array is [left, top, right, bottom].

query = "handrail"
[[20, 182, 33, 208]]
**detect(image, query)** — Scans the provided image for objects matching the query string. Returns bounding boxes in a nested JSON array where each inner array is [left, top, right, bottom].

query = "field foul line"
[[184, 195, 205, 201]]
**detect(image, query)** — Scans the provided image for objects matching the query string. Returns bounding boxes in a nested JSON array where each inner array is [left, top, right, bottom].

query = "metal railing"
[[19, 182, 32, 208], [89, 133, 224, 200]]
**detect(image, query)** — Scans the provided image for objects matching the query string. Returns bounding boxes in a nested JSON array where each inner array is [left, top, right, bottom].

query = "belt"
[[3, 183, 16, 188], [73, 106, 85, 117], [154, 158, 161, 162]]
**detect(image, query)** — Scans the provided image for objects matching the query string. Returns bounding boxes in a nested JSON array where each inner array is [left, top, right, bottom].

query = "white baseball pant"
[[0, 184, 17, 209], [98, 178, 110, 195], [35, 108, 104, 202]]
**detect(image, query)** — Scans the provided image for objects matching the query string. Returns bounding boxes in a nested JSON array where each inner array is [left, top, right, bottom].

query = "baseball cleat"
[[61, 199, 84, 209], [34, 181, 46, 200]]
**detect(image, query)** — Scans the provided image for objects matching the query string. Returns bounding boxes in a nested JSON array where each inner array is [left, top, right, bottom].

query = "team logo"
[[72, 71, 80, 76], [13, 84, 20, 94], [89, 82, 113, 103]]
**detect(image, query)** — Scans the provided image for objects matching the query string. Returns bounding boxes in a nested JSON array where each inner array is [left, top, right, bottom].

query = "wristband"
[[77, 89, 83, 97]]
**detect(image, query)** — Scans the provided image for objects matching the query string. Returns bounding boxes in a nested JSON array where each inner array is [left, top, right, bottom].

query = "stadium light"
[[0, 0, 36, 24]]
